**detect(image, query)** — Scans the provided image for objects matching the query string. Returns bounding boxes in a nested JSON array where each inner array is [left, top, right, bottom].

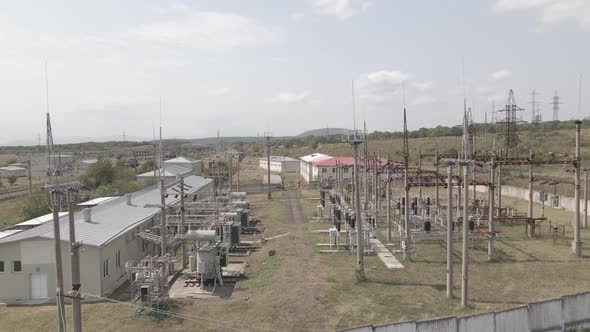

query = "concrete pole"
[[488, 157, 495, 261], [229, 155, 233, 194], [435, 149, 440, 214], [457, 163, 461, 218], [404, 162, 411, 260], [51, 194, 66, 332], [68, 192, 82, 332], [528, 150, 534, 238], [387, 168, 392, 242], [266, 136, 271, 200], [374, 153, 378, 231], [497, 164, 502, 217], [237, 154, 240, 192], [160, 179, 167, 257], [364, 155, 368, 212], [418, 150, 423, 207], [461, 162, 469, 307], [180, 177, 187, 267], [446, 162, 453, 298], [352, 141, 365, 280], [573, 121, 582, 257], [27, 160, 32, 196], [584, 168, 588, 229]]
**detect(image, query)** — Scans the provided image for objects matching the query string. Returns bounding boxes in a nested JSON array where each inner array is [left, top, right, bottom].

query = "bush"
[[6, 175, 16, 185], [17, 190, 50, 221]]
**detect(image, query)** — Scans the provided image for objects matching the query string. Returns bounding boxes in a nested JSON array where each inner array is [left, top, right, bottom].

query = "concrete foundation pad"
[[369, 238, 404, 269]]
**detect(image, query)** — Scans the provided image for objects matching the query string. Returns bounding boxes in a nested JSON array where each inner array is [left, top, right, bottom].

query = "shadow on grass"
[[362, 276, 447, 292]]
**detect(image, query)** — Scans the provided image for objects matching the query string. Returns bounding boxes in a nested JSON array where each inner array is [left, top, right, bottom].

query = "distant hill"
[[297, 128, 352, 137]]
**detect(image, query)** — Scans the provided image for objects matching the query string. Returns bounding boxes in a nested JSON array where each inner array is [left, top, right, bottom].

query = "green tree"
[[6, 175, 16, 185], [80, 158, 115, 189], [138, 160, 155, 174], [17, 190, 50, 220]]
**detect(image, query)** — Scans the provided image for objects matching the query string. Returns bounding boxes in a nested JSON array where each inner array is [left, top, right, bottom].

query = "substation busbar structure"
[[323, 114, 583, 309]]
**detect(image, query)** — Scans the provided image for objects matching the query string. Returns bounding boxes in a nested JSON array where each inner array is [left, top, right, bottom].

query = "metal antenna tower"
[[551, 91, 562, 121], [529, 89, 542, 124], [497, 90, 524, 158]]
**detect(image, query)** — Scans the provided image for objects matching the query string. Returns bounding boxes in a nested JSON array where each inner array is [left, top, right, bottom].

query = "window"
[[344, 168, 349, 173], [322, 168, 327, 173], [116, 251, 121, 269], [332, 168, 336, 173], [13, 260, 21, 272], [103, 259, 110, 278], [0, 261, 4, 272]]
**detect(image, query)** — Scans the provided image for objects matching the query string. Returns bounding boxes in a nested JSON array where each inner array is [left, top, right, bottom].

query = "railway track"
[[283, 190, 307, 224]]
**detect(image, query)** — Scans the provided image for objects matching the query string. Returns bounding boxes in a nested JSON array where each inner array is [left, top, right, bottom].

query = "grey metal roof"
[[136, 165, 192, 178], [164, 156, 199, 163], [0, 175, 213, 247]]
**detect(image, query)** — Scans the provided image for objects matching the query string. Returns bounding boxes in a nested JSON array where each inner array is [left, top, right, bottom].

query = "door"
[[30, 273, 48, 299]]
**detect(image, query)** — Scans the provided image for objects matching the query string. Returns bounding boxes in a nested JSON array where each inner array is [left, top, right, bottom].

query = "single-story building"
[[306, 157, 396, 183], [164, 156, 202, 175], [300, 153, 332, 182], [0, 166, 27, 178], [259, 156, 300, 173], [0, 175, 213, 304], [136, 165, 193, 186], [76, 159, 98, 171]]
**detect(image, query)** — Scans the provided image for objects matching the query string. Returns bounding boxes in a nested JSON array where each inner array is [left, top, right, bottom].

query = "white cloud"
[[290, 12, 305, 21], [410, 96, 436, 106], [487, 92, 506, 102], [264, 92, 309, 104], [475, 86, 493, 95], [208, 87, 232, 96], [412, 81, 434, 91], [127, 11, 278, 50], [358, 70, 413, 94], [495, 0, 590, 30], [312, 0, 361, 19], [361, 1, 374, 11], [491, 69, 512, 80]]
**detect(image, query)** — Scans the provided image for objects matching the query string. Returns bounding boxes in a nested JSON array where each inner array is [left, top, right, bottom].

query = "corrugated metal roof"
[[260, 156, 299, 162], [77, 196, 118, 207], [300, 153, 331, 162], [0, 166, 26, 171], [164, 156, 199, 163], [0, 229, 23, 239], [15, 212, 69, 227], [0, 175, 213, 247], [136, 165, 192, 178]]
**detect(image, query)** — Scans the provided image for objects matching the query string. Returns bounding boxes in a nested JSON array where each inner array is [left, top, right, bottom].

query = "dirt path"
[[284, 190, 307, 224]]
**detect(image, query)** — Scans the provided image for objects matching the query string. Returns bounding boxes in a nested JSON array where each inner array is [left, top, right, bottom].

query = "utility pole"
[[386, 167, 392, 243], [228, 154, 233, 194], [351, 136, 365, 280], [50, 190, 66, 332], [403, 109, 411, 260], [264, 132, 272, 200], [27, 160, 33, 196], [373, 153, 378, 232], [67, 188, 82, 332], [584, 168, 589, 229], [461, 161, 469, 307], [180, 177, 187, 267], [435, 148, 440, 214], [573, 121, 582, 257], [160, 179, 167, 257], [446, 162, 454, 298], [237, 153, 241, 192], [528, 150, 535, 238], [488, 156, 495, 260]]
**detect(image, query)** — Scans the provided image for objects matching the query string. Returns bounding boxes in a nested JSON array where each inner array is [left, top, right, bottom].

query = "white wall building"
[[164, 156, 202, 175], [0, 166, 27, 178], [0, 176, 213, 305], [259, 156, 300, 173], [299, 153, 332, 182]]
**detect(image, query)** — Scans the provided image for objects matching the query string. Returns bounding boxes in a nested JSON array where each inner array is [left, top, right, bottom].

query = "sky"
[[0, 0, 589, 145]]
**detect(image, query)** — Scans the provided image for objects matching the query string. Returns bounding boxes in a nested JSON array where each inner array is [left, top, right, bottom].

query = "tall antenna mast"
[[578, 73, 583, 120], [352, 80, 357, 137]]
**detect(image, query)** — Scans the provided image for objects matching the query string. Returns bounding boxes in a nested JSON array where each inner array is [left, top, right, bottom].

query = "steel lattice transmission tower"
[[497, 90, 524, 158], [551, 91, 562, 121]]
